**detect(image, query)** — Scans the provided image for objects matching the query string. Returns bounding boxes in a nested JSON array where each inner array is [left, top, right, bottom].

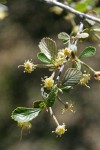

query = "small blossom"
[[44, 77, 54, 89], [18, 121, 32, 130], [57, 51, 65, 58], [52, 123, 67, 137], [64, 48, 71, 56], [54, 50, 66, 67], [54, 58, 64, 67], [80, 73, 90, 88], [18, 60, 36, 73], [62, 102, 75, 114], [42, 76, 54, 90], [94, 71, 100, 80], [18, 122, 32, 140]]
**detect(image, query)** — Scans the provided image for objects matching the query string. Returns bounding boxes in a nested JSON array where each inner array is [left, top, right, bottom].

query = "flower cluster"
[[54, 48, 71, 66], [11, 23, 100, 139]]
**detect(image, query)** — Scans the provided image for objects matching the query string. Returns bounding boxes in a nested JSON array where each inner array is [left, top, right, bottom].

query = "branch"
[[44, 0, 100, 24], [49, 107, 59, 126]]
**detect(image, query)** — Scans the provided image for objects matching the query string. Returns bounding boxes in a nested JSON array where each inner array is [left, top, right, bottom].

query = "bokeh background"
[[0, 0, 100, 150]]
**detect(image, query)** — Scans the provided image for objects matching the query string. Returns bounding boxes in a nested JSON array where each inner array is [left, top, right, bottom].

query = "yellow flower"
[[42, 72, 55, 90], [64, 48, 71, 56], [18, 122, 32, 140], [18, 60, 36, 73], [54, 50, 66, 67], [18, 122, 32, 130], [94, 71, 100, 80], [80, 73, 90, 88], [43, 77, 54, 90], [52, 123, 67, 137], [57, 51, 65, 58], [54, 58, 64, 67]]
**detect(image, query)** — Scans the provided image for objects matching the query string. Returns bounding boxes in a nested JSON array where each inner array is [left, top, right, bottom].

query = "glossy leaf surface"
[[12, 107, 41, 122]]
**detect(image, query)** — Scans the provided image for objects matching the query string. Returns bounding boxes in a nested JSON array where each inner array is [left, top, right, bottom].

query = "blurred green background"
[[0, 0, 100, 150]]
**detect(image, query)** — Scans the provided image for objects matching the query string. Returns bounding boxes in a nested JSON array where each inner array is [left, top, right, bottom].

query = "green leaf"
[[75, 0, 94, 12], [75, 3, 87, 12], [39, 37, 57, 60], [33, 100, 46, 109], [41, 87, 48, 100], [11, 107, 41, 122], [78, 46, 96, 59], [61, 86, 73, 92], [46, 87, 58, 107], [37, 52, 51, 64], [62, 68, 82, 86], [91, 28, 100, 32], [72, 61, 81, 70], [58, 32, 70, 44]]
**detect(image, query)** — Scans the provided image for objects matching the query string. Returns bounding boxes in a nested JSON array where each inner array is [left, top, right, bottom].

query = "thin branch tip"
[[45, 0, 100, 23]]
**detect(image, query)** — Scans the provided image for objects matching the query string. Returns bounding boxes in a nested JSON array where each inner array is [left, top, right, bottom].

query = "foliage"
[[11, 107, 41, 122], [11, 0, 100, 137], [66, 0, 99, 12]]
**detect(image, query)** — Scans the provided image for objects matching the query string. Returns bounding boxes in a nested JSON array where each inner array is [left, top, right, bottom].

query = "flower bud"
[[94, 71, 100, 80]]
